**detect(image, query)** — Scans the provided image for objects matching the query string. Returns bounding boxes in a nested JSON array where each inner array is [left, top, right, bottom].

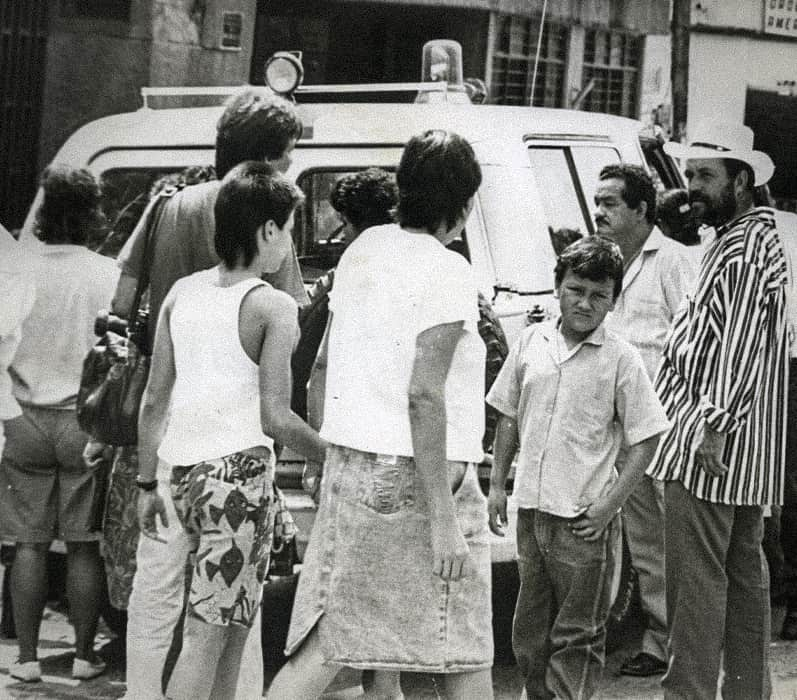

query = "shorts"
[[170, 446, 275, 628], [0, 406, 102, 543]]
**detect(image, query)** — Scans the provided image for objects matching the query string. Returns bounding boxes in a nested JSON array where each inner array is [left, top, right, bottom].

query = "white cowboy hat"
[[663, 120, 774, 186]]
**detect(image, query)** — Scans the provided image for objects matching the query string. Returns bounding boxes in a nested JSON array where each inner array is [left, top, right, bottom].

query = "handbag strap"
[[129, 185, 182, 323]]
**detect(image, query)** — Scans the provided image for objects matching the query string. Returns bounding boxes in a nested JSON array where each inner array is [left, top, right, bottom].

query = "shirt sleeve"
[[411, 254, 479, 334], [700, 256, 784, 433], [615, 344, 670, 446], [486, 331, 526, 420]]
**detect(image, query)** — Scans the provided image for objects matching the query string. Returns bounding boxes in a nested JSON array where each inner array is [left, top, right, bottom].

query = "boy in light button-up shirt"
[[486, 237, 669, 700]]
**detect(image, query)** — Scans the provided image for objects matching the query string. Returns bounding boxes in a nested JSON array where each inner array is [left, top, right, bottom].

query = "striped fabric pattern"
[[647, 208, 788, 505]]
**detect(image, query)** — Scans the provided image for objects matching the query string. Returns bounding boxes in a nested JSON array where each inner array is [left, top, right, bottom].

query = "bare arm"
[[571, 433, 660, 541], [110, 272, 138, 320], [135, 290, 177, 541], [257, 291, 327, 463], [487, 413, 518, 536], [409, 321, 468, 581]]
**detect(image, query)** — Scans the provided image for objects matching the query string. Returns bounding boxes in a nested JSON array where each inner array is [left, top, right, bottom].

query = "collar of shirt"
[[540, 319, 605, 364], [622, 226, 665, 290], [715, 206, 775, 238]]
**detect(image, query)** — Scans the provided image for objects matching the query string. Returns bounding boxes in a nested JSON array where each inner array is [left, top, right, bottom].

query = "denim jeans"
[[513, 508, 619, 700]]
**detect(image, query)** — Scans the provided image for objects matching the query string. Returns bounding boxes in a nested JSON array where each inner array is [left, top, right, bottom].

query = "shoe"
[[72, 657, 107, 680], [619, 651, 668, 677], [10, 659, 41, 682], [781, 611, 797, 641]]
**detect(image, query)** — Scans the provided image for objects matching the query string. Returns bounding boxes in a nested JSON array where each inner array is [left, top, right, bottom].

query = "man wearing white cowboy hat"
[[647, 119, 787, 699]]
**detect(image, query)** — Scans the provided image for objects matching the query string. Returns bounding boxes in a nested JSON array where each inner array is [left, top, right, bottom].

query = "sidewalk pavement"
[[1, 600, 797, 699]]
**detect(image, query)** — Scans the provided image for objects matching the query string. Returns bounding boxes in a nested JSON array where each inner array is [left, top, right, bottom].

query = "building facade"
[[686, 0, 797, 208]]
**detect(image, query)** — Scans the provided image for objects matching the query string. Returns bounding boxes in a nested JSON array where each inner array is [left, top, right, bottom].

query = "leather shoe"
[[781, 611, 797, 641], [619, 652, 668, 677]]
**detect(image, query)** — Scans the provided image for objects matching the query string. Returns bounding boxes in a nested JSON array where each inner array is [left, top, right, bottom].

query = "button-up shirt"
[[604, 227, 697, 379], [487, 320, 669, 517], [647, 208, 788, 505]]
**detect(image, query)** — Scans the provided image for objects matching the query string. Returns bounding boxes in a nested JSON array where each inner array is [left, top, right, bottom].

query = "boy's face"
[[557, 269, 615, 337]]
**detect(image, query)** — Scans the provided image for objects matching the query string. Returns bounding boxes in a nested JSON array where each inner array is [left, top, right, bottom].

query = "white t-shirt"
[[320, 224, 485, 463]]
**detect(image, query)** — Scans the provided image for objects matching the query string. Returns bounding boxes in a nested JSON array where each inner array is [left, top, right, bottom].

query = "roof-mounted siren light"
[[416, 40, 470, 104], [264, 51, 304, 98]]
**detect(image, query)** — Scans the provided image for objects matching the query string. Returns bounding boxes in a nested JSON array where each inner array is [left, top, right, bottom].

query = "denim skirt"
[[285, 444, 493, 672]]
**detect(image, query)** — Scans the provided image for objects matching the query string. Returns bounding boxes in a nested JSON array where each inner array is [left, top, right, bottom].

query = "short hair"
[[395, 130, 482, 232], [598, 163, 657, 224], [35, 164, 102, 244], [722, 158, 755, 195], [215, 88, 303, 178], [214, 161, 303, 268], [329, 168, 398, 231], [554, 235, 624, 300]]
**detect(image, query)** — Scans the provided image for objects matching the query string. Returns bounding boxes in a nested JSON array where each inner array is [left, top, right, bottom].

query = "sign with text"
[[764, 0, 797, 36]]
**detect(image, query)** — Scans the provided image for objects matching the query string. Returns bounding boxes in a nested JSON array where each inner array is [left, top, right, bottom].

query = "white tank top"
[[158, 269, 273, 466]]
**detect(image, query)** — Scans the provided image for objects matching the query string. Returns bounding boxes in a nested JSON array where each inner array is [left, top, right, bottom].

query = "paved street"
[[1, 597, 797, 699]]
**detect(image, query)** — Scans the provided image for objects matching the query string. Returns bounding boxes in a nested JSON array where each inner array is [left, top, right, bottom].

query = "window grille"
[[220, 11, 243, 50], [490, 14, 567, 107], [581, 28, 641, 117]]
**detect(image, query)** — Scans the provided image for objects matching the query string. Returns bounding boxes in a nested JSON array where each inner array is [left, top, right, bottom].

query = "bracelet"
[[135, 476, 158, 492]]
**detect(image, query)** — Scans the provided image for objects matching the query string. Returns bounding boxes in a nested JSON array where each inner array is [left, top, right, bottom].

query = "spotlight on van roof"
[[264, 51, 304, 97]]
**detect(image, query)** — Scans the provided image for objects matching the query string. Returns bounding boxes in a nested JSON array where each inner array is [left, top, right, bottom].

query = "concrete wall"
[[688, 30, 797, 130], [38, 0, 256, 170], [690, 0, 763, 31]]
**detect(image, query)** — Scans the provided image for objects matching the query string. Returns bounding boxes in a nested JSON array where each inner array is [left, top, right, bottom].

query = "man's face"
[[269, 137, 297, 174], [557, 269, 615, 338], [684, 158, 737, 228], [593, 178, 641, 242]]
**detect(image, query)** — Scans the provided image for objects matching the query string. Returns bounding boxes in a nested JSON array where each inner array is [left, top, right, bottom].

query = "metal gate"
[[0, 0, 48, 231]]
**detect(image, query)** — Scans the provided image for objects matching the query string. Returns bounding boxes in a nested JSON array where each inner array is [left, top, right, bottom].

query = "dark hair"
[[215, 88, 303, 177], [657, 188, 700, 245], [722, 158, 755, 194], [214, 161, 303, 268], [149, 165, 217, 198], [554, 235, 624, 300], [35, 164, 103, 244], [329, 168, 398, 232], [598, 163, 657, 224], [395, 130, 482, 232]]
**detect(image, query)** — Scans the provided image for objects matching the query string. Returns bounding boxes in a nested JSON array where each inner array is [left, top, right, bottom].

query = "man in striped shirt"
[[649, 121, 786, 700]]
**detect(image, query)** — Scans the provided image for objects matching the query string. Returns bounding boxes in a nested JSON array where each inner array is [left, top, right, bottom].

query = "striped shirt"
[[647, 207, 788, 505]]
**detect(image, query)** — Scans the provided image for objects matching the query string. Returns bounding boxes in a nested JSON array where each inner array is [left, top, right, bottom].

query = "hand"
[[137, 490, 169, 543], [431, 518, 469, 581], [302, 460, 323, 506], [570, 496, 616, 542], [694, 425, 728, 477], [487, 486, 508, 537], [83, 439, 113, 468]]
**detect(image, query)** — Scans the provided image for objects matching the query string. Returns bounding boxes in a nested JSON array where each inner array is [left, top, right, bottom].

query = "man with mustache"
[[649, 121, 785, 699], [593, 164, 696, 678]]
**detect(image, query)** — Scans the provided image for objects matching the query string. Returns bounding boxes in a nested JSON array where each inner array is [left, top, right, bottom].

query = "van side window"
[[526, 145, 621, 241], [294, 168, 397, 283]]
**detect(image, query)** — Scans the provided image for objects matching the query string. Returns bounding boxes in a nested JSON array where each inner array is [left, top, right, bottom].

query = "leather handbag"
[[76, 189, 174, 445]]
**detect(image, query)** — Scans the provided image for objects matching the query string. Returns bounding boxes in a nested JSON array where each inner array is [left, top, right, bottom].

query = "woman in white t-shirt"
[[135, 161, 327, 700], [267, 131, 493, 700]]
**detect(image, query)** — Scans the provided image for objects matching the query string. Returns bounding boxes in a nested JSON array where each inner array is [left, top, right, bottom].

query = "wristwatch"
[[135, 476, 158, 492]]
